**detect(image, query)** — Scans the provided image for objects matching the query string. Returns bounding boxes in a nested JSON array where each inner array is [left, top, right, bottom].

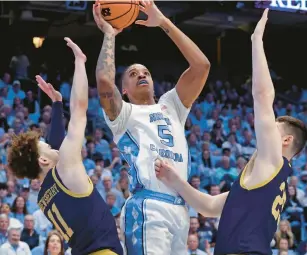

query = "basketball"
[[98, 0, 140, 29]]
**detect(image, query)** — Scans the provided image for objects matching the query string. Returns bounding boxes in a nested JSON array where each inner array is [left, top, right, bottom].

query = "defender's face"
[[122, 64, 154, 100], [38, 141, 59, 163]]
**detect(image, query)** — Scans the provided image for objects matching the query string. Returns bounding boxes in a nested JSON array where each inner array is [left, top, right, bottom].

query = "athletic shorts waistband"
[[133, 189, 185, 205]]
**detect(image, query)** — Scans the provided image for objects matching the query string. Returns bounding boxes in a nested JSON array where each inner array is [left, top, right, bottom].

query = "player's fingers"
[[64, 37, 73, 44], [140, 0, 147, 8], [35, 75, 47, 85], [47, 83, 56, 91], [262, 8, 269, 19], [139, 5, 146, 13], [135, 20, 147, 26]]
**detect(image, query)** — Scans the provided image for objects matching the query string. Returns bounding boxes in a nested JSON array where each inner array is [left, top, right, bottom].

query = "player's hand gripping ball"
[[97, 0, 140, 29]]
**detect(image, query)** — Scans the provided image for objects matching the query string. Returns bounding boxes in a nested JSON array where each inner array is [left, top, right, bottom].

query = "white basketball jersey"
[[104, 88, 191, 196]]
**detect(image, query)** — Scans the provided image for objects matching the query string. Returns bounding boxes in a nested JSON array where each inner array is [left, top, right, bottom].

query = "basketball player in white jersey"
[[92, 1, 210, 254]]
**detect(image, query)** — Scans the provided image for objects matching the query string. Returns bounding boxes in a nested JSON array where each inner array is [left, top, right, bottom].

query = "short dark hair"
[[7, 131, 41, 179], [276, 116, 307, 157]]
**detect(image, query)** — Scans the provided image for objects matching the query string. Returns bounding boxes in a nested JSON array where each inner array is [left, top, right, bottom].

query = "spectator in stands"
[[283, 185, 304, 241], [32, 208, 52, 243], [7, 81, 25, 101], [274, 238, 295, 255], [275, 220, 295, 249], [115, 176, 130, 200], [106, 192, 120, 217], [0, 228, 31, 254], [21, 214, 39, 249], [0, 214, 9, 245], [19, 185, 39, 214], [4, 181, 17, 206], [43, 230, 64, 255], [197, 213, 217, 250], [99, 176, 125, 209], [187, 233, 211, 255], [11, 196, 28, 223], [0, 204, 23, 229], [81, 146, 95, 173], [28, 179, 41, 204]]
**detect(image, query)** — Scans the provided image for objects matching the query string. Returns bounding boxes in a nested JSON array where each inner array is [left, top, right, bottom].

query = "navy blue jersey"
[[38, 167, 123, 255], [214, 157, 292, 255]]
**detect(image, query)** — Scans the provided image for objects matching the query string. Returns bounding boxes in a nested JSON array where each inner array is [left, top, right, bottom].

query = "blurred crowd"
[[0, 50, 306, 255]]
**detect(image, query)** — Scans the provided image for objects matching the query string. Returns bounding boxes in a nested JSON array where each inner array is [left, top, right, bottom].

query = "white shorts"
[[120, 189, 190, 255]]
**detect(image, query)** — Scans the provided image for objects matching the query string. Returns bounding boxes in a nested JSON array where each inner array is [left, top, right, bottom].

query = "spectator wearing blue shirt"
[[81, 146, 95, 173], [106, 192, 121, 217], [11, 196, 28, 223], [7, 80, 25, 101]]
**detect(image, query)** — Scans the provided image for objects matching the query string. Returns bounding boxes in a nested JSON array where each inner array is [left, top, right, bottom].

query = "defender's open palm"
[[251, 8, 269, 41], [64, 37, 87, 62], [36, 75, 62, 102], [155, 158, 179, 188], [135, 0, 165, 27]]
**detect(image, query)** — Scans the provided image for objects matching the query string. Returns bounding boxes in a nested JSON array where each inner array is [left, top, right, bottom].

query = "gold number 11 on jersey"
[[47, 203, 74, 241], [272, 182, 287, 224]]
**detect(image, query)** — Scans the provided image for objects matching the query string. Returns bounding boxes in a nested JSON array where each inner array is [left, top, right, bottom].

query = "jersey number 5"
[[47, 203, 74, 242], [271, 182, 287, 224], [158, 125, 174, 147]]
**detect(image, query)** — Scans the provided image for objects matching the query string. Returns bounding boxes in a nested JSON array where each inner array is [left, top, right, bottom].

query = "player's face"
[[48, 234, 62, 255], [38, 141, 59, 165], [122, 64, 154, 101]]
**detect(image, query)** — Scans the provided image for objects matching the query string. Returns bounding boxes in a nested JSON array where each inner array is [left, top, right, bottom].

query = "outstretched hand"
[[36, 75, 62, 102], [64, 37, 87, 62], [251, 8, 269, 41], [135, 0, 166, 27]]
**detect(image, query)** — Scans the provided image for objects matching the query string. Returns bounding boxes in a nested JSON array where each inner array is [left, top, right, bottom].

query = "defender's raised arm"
[[252, 9, 283, 166]]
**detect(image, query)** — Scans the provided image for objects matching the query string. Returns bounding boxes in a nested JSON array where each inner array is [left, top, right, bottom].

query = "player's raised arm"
[[93, 3, 123, 121], [155, 159, 228, 217], [252, 9, 283, 166], [58, 38, 88, 169], [135, 1, 210, 108], [35, 75, 65, 150]]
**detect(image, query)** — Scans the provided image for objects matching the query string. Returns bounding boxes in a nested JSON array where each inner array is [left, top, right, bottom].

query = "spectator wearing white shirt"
[[0, 228, 31, 255]]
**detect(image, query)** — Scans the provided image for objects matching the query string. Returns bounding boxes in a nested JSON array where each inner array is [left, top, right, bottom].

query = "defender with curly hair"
[[8, 37, 122, 255]]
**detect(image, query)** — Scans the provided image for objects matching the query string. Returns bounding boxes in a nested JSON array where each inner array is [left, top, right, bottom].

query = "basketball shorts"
[[120, 189, 189, 255]]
